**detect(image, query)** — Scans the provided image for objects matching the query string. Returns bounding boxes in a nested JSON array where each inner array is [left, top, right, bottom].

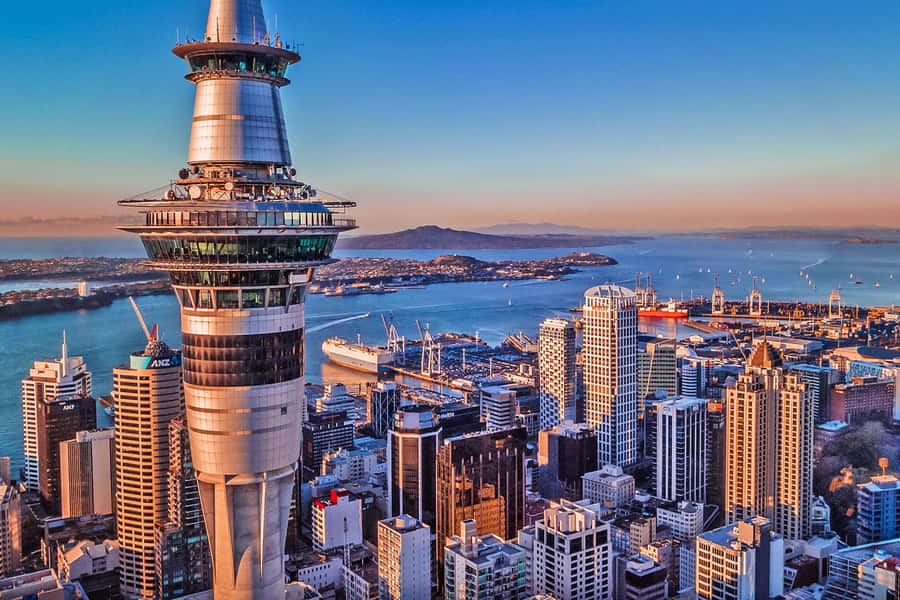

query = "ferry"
[[322, 337, 394, 373], [638, 301, 689, 319]]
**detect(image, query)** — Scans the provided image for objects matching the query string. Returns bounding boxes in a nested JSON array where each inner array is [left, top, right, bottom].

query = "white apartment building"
[[583, 285, 638, 467], [311, 489, 362, 552], [21, 334, 92, 492], [377, 515, 431, 600], [533, 500, 611, 600], [539, 318, 577, 430]]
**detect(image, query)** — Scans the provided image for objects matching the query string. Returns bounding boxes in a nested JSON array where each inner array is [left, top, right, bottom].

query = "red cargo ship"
[[638, 301, 689, 319]]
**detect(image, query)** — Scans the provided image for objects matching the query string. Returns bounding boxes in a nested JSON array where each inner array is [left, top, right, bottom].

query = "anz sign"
[[130, 351, 183, 370]]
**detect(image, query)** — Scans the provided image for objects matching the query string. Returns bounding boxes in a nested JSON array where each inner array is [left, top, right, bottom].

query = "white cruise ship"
[[322, 337, 395, 373]]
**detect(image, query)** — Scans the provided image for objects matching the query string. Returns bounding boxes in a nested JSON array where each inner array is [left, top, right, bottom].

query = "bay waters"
[[1, 234, 899, 469]]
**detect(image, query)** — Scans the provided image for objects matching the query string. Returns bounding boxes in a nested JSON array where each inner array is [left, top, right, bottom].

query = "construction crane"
[[128, 296, 157, 342]]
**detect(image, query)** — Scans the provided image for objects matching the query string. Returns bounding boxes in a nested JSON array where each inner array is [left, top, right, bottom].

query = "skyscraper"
[[377, 516, 432, 600], [387, 406, 441, 530], [118, 0, 355, 596], [656, 397, 707, 503], [113, 338, 183, 599], [367, 382, 403, 439], [21, 333, 91, 492], [539, 317, 577, 431], [36, 395, 96, 513], [59, 429, 114, 519], [724, 343, 814, 541], [435, 428, 528, 557], [538, 421, 598, 500], [583, 285, 638, 467]]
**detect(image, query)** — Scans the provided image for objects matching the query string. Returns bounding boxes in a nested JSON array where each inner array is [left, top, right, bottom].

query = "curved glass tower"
[[119, 1, 355, 597]]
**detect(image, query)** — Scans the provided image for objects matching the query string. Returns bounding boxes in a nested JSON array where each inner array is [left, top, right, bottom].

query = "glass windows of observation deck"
[[242, 289, 265, 308]]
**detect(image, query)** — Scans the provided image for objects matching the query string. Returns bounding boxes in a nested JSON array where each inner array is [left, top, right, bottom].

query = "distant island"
[[336, 225, 645, 250], [841, 237, 898, 245], [0, 252, 616, 320], [683, 227, 900, 241]]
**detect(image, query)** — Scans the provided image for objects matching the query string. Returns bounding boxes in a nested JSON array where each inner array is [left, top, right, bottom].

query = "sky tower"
[[119, 0, 356, 597]]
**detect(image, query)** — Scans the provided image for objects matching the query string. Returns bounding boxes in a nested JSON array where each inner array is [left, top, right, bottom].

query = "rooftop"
[[748, 341, 784, 369]]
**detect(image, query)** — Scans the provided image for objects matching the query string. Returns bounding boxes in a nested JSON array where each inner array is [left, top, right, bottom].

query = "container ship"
[[638, 301, 689, 319], [322, 337, 395, 373]]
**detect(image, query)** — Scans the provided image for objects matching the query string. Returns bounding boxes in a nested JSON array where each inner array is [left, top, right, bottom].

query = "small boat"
[[508, 298, 512, 306], [502, 283, 509, 288], [856, 280, 864, 285], [876, 282, 881, 288], [676, 274, 680, 280]]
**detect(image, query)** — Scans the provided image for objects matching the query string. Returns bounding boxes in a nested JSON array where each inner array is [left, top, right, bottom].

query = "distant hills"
[[335, 226, 643, 250]]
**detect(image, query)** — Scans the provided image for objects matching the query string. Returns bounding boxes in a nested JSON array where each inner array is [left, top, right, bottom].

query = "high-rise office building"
[[706, 402, 726, 511], [539, 318, 577, 431], [479, 385, 519, 431], [367, 382, 403, 439], [638, 339, 677, 410], [377, 516, 431, 600], [444, 519, 528, 600], [656, 397, 707, 503], [678, 357, 707, 399], [725, 343, 814, 541], [532, 499, 611, 600], [387, 405, 441, 530], [0, 482, 21, 578], [118, 0, 356, 596], [435, 428, 527, 557], [791, 364, 835, 424], [113, 339, 183, 599], [583, 285, 638, 467], [538, 421, 598, 500], [155, 417, 211, 599], [856, 473, 900, 544], [37, 395, 96, 513], [695, 517, 784, 600], [302, 411, 355, 477], [21, 334, 91, 492], [59, 429, 114, 518]]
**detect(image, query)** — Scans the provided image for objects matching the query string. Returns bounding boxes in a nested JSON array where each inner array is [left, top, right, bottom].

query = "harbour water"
[[1, 234, 898, 469]]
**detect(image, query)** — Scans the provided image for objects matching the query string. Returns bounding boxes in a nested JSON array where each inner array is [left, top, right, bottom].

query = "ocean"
[[1, 234, 898, 470]]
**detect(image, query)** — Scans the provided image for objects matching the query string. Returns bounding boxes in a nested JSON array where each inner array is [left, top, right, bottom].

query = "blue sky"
[[1, 0, 899, 234]]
